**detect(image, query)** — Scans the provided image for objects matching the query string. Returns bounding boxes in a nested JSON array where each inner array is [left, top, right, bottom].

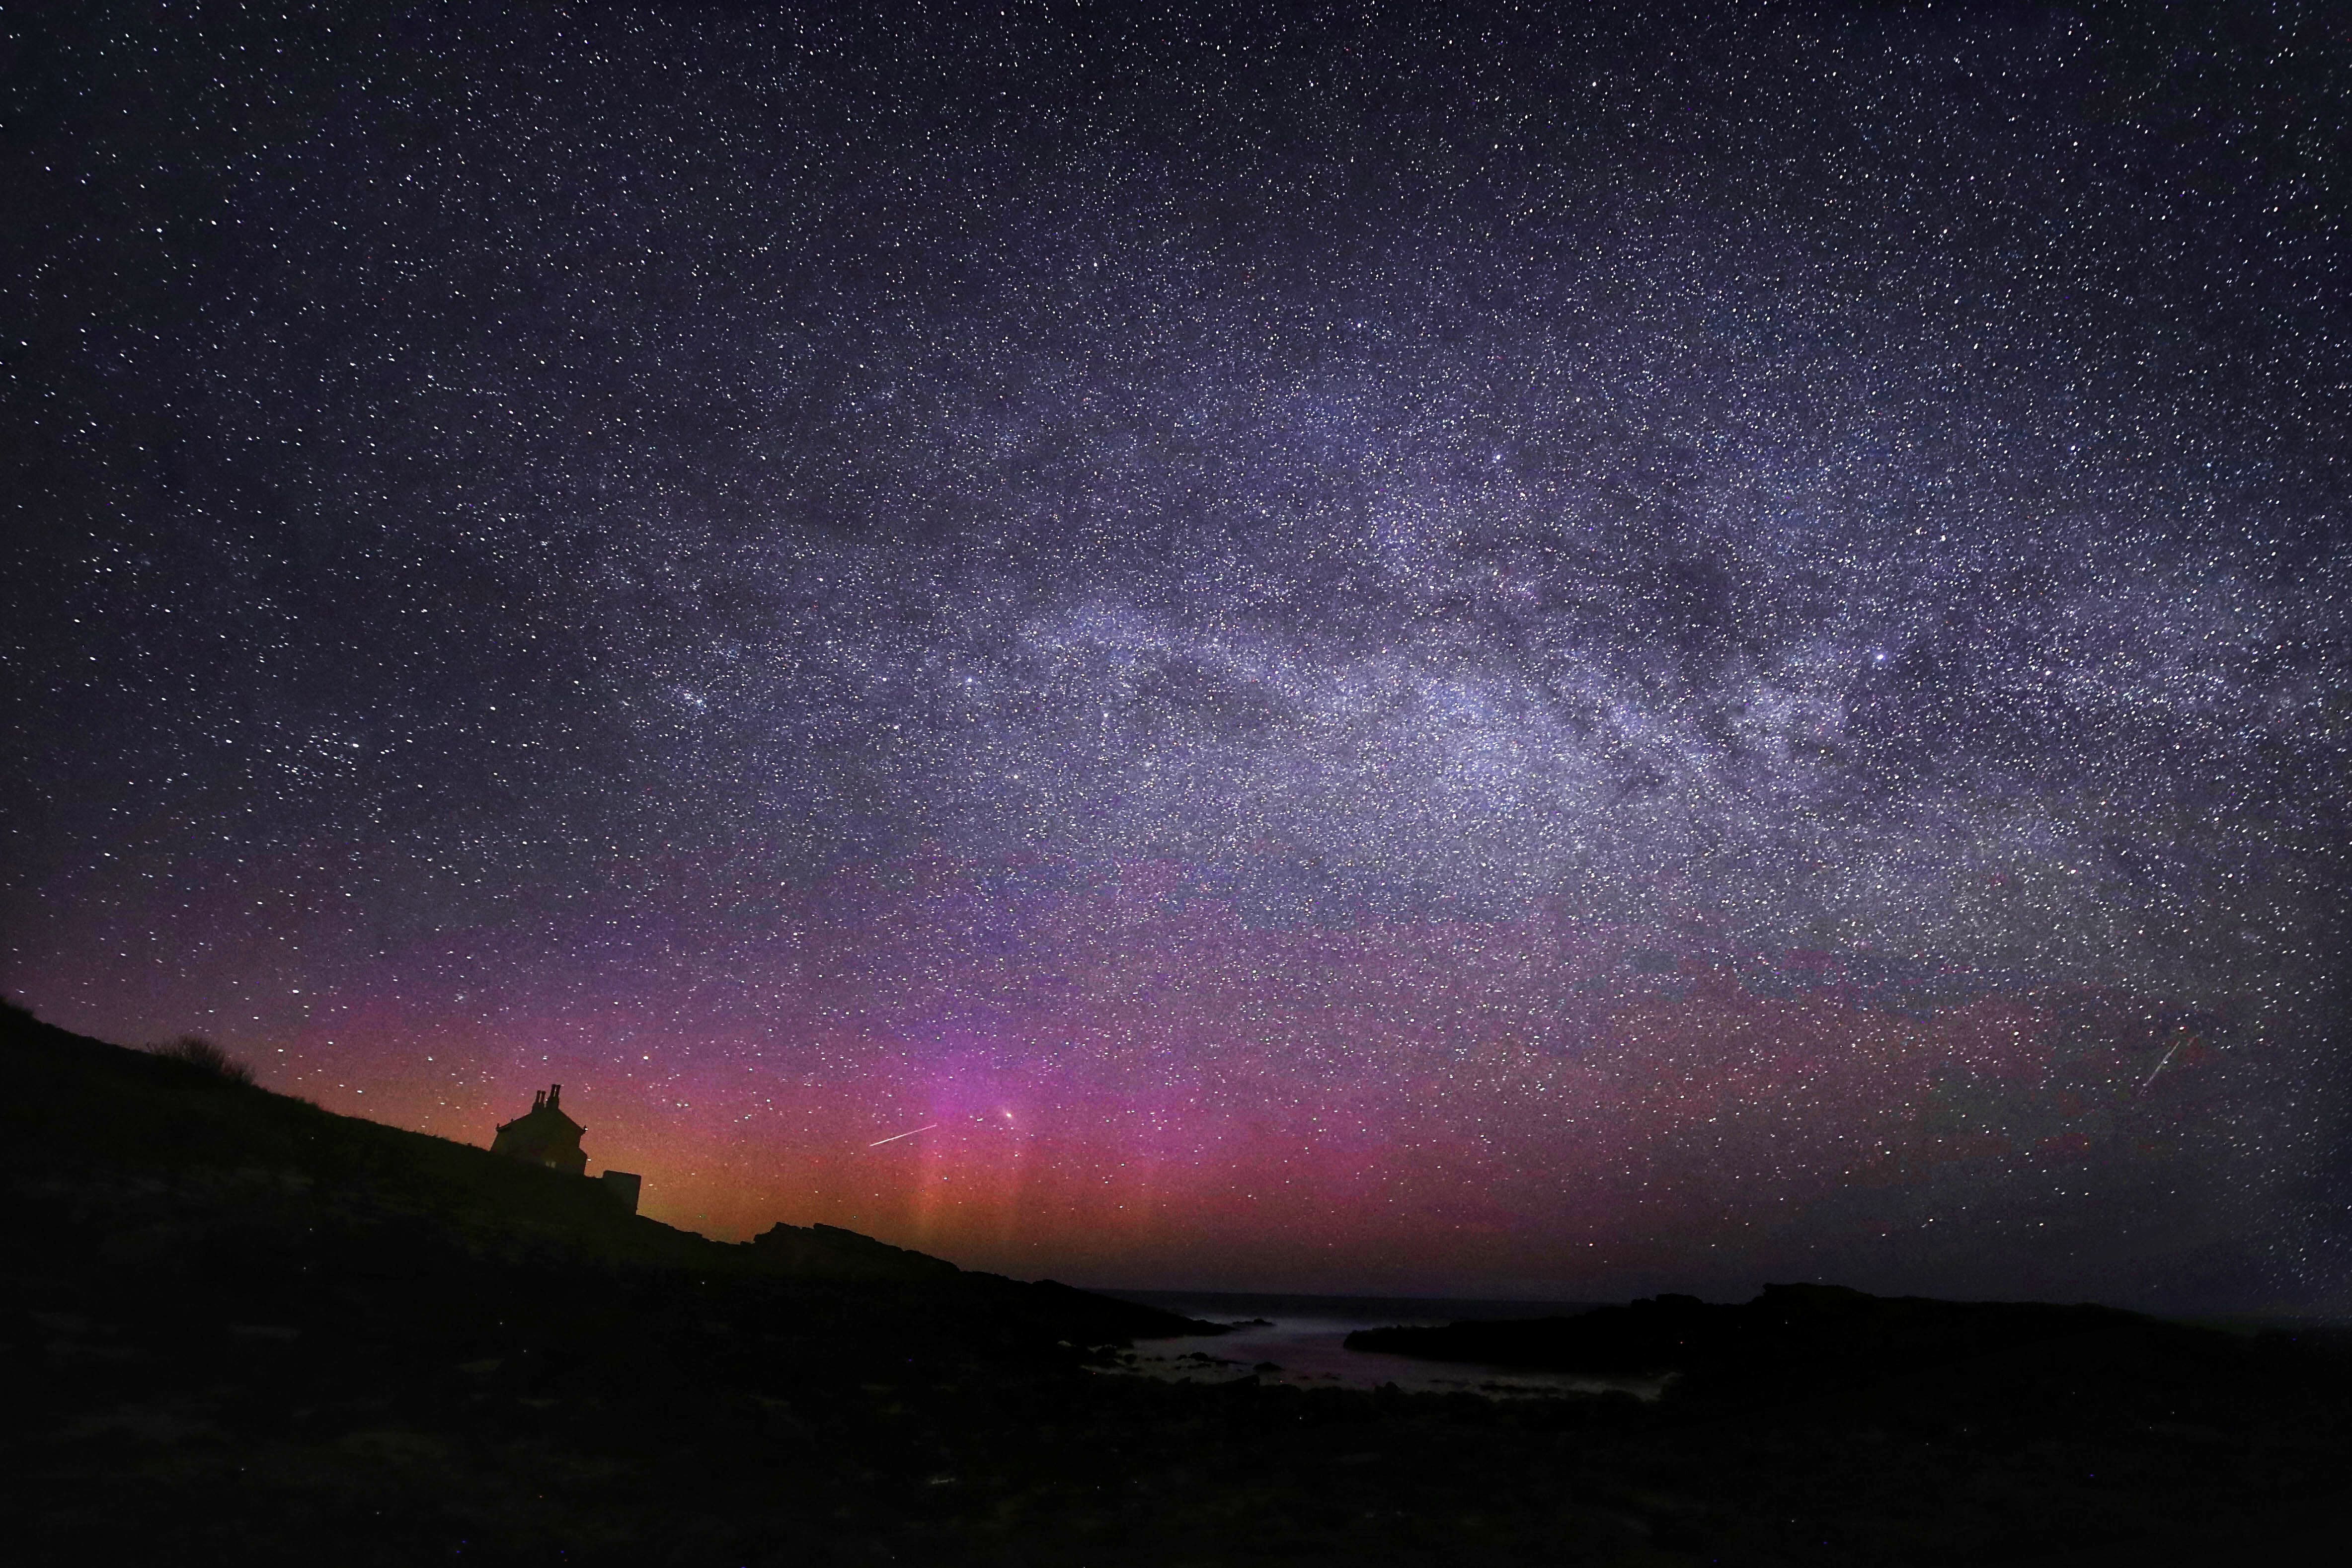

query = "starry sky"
[[5, 1, 2347, 1308]]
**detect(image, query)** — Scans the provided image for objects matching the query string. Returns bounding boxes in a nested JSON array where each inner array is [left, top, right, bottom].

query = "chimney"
[[533, 1089, 545, 1111], [548, 1084, 562, 1110]]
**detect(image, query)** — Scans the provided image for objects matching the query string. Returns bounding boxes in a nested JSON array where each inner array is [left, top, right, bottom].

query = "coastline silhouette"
[[7, 995, 2351, 1566]]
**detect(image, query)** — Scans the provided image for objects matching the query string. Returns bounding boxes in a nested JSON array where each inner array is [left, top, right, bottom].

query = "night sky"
[[5, 2, 2347, 1309]]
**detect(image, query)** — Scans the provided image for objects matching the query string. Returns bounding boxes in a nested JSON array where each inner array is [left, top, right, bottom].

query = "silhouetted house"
[[492, 1085, 589, 1174], [490, 1085, 641, 1211]]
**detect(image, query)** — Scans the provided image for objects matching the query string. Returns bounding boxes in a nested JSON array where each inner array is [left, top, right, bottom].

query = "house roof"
[[496, 1101, 583, 1138]]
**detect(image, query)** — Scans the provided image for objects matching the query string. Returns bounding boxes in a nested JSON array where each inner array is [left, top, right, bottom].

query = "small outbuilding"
[[599, 1170, 642, 1213]]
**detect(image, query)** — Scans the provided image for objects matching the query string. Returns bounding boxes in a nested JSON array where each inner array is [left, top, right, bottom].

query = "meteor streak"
[[2141, 1040, 2184, 1091], [867, 1122, 938, 1147]]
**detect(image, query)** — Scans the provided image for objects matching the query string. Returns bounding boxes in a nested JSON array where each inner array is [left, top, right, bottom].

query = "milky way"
[[6, 3, 2347, 1306]]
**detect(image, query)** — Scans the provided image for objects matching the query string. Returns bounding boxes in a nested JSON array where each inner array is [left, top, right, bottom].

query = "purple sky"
[[6, 2, 2346, 1308]]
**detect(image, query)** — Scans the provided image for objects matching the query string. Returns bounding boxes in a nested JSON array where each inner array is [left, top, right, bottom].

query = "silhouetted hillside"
[[8, 997, 2352, 1568], [0, 998, 1212, 1325]]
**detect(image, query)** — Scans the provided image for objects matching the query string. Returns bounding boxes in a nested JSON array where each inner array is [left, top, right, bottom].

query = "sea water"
[[1092, 1290, 1666, 1401]]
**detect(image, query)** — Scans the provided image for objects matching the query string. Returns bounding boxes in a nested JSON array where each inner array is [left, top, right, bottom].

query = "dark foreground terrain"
[[1346, 1285, 2333, 1402], [5, 1001, 2349, 1567]]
